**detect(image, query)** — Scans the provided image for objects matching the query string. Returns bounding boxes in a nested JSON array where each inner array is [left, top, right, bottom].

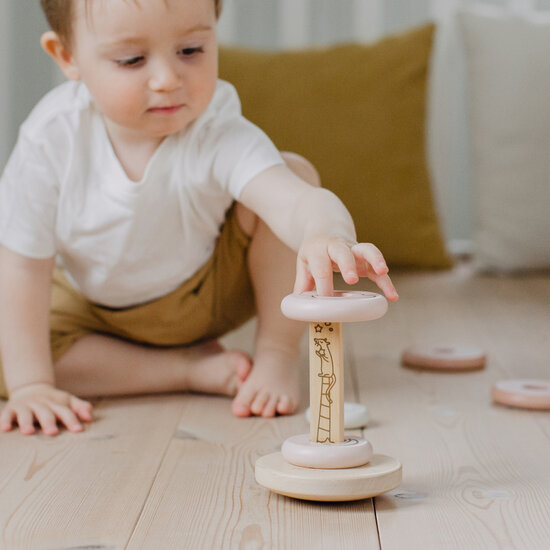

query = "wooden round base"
[[255, 452, 402, 502]]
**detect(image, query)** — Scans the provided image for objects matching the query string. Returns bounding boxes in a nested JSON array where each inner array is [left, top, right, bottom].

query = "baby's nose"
[[148, 60, 183, 92]]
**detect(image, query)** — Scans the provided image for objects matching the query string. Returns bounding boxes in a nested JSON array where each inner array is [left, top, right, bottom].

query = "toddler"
[[0, 0, 398, 436]]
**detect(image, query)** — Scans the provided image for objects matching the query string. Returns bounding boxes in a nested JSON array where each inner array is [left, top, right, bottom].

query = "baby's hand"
[[295, 236, 399, 300], [0, 383, 93, 436]]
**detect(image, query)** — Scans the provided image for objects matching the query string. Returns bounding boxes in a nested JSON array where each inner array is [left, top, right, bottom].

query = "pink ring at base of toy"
[[281, 433, 373, 469], [492, 379, 550, 410]]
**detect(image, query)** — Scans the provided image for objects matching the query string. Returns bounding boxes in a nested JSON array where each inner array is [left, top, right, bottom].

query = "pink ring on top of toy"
[[281, 290, 388, 322]]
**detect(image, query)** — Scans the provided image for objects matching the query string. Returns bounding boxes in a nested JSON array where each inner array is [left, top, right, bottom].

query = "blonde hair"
[[40, 0, 222, 48]]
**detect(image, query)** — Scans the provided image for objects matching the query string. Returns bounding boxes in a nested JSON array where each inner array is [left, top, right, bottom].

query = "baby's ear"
[[40, 31, 81, 81]]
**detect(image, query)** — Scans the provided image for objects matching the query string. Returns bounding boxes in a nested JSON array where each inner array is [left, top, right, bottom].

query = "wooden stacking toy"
[[255, 290, 402, 501]]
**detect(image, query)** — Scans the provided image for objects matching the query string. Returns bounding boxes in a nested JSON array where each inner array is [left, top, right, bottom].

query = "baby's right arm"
[[0, 246, 92, 435]]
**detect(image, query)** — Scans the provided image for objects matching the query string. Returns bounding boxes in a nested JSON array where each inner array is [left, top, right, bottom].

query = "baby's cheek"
[[103, 88, 144, 124], [190, 65, 217, 104]]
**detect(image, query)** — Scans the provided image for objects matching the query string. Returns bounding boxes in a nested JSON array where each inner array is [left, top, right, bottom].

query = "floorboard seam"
[[123, 401, 185, 550]]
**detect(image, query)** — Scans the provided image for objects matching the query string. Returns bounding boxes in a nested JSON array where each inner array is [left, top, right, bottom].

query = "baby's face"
[[70, 0, 218, 142]]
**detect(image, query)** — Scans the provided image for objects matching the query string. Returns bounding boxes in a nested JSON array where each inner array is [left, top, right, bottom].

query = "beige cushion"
[[460, 7, 550, 272]]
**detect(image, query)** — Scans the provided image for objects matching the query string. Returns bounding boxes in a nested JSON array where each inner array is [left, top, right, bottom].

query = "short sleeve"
[[197, 81, 285, 198], [0, 132, 59, 258]]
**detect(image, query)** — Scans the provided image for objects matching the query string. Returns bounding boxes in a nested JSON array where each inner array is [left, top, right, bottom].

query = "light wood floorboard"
[[0, 395, 185, 549], [1, 263, 549, 549], [347, 263, 550, 550], [127, 328, 380, 550]]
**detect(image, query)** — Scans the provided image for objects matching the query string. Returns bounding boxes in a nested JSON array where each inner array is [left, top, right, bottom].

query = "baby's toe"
[[261, 396, 279, 418], [231, 383, 257, 417], [231, 399, 251, 417], [250, 392, 270, 416], [276, 395, 295, 416]]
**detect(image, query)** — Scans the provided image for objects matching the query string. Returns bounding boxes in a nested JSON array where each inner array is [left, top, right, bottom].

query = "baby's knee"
[[281, 152, 321, 188]]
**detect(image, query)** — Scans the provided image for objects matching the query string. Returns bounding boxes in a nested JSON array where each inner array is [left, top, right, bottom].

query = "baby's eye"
[[115, 56, 145, 67], [179, 47, 204, 57]]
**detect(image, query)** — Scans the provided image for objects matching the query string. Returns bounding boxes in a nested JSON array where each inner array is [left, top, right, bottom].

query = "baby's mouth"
[[148, 104, 185, 114]]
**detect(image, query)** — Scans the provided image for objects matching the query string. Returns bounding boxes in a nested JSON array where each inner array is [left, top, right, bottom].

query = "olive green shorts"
[[0, 205, 255, 399]]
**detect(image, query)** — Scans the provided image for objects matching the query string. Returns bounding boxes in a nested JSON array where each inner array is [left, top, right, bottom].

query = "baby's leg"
[[54, 335, 252, 398], [231, 152, 321, 418]]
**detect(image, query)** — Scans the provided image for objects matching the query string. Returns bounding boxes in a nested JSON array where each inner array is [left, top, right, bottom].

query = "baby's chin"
[[140, 115, 200, 138], [106, 120, 192, 142]]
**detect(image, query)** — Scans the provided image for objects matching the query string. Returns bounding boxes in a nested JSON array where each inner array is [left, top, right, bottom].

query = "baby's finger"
[[373, 273, 399, 302], [351, 243, 388, 275], [307, 254, 334, 297], [51, 404, 84, 433], [327, 241, 358, 285], [31, 403, 59, 436], [16, 407, 36, 435], [69, 395, 94, 423], [0, 407, 15, 432], [294, 257, 315, 294]]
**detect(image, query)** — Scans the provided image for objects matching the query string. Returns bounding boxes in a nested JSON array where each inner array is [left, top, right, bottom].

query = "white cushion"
[[459, 6, 550, 271]]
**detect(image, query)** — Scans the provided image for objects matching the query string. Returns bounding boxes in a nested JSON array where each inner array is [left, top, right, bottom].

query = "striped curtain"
[[218, 0, 550, 50], [218, 0, 435, 48]]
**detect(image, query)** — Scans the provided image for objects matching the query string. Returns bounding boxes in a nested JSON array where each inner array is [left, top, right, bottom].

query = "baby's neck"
[[103, 117, 165, 182], [112, 138, 164, 182]]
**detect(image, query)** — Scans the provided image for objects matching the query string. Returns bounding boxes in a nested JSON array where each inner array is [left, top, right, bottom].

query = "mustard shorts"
[[0, 205, 255, 399]]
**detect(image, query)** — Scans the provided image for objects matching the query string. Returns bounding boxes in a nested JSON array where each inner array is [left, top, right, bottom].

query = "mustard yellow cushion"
[[219, 24, 451, 269]]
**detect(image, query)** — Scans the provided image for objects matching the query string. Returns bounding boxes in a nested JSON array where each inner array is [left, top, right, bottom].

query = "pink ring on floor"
[[281, 291, 387, 322], [402, 345, 486, 370], [492, 379, 550, 410]]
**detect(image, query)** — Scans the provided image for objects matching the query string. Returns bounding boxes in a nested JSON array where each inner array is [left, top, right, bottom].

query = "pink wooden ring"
[[492, 379, 550, 410], [402, 345, 486, 371], [281, 433, 373, 469], [281, 291, 388, 322]]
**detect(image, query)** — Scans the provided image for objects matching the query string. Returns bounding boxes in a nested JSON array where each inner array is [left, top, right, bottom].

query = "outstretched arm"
[[239, 164, 398, 299]]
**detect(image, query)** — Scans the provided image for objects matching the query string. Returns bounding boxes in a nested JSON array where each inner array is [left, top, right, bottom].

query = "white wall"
[[0, 0, 53, 168], [0, 1, 13, 169]]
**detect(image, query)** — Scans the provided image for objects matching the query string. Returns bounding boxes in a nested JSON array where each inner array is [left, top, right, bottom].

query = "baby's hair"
[[40, 0, 222, 49]]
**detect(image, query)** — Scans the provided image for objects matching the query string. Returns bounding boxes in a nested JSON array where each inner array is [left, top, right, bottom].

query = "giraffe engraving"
[[313, 336, 336, 443]]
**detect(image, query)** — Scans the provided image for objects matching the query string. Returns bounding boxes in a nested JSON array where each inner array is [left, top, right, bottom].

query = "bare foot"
[[231, 345, 301, 417], [181, 341, 252, 397]]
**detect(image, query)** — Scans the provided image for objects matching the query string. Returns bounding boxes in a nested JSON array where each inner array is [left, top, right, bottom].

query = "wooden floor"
[[1, 262, 550, 549]]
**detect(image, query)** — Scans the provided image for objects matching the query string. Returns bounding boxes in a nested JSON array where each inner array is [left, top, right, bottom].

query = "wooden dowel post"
[[309, 321, 345, 443]]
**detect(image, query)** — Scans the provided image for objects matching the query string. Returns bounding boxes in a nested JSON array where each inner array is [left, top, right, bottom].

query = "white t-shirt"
[[0, 80, 283, 307]]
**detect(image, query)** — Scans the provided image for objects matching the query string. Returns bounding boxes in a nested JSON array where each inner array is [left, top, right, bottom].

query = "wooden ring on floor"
[[492, 379, 550, 410], [255, 452, 402, 502], [281, 433, 373, 469], [401, 345, 486, 370], [281, 291, 387, 322]]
